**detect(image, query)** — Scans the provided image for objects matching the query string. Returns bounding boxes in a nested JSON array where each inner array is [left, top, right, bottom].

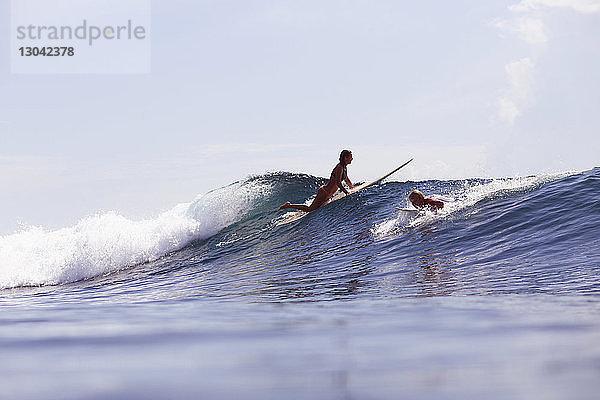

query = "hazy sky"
[[1, 0, 599, 234]]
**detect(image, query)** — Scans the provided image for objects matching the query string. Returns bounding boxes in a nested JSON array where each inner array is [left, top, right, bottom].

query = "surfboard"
[[395, 207, 421, 217], [279, 158, 413, 224], [327, 158, 413, 204]]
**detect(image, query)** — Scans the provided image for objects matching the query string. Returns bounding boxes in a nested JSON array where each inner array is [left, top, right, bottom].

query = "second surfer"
[[279, 150, 355, 212], [408, 189, 444, 210]]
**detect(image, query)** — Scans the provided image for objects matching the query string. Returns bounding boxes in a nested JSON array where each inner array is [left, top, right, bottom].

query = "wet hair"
[[339, 150, 352, 164], [409, 190, 425, 202]]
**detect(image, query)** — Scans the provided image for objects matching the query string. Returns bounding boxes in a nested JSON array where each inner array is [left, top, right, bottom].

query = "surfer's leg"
[[307, 188, 329, 212], [279, 202, 310, 212], [279, 187, 329, 212]]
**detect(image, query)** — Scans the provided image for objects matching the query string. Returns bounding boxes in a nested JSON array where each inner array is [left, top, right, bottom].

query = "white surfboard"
[[327, 158, 413, 204], [395, 207, 421, 217], [279, 158, 413, 224]]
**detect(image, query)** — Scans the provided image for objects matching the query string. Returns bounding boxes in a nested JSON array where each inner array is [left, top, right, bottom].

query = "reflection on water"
[[253, 253, 376, 302], [411, 227, 458, 297]]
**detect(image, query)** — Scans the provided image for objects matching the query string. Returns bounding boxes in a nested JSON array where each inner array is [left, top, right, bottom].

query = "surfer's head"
[[409, 190, 425, 207], [340, 150, 353, 165]]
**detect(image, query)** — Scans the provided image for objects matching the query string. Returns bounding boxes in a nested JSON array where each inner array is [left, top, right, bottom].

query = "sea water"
[[1, 168, 599, 399]]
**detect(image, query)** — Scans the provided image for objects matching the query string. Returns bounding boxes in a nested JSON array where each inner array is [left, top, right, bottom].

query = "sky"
[[1, 0, 599, 234]]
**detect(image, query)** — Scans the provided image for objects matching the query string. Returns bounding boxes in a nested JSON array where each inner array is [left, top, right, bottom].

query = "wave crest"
[[0, 176, 275, 289]]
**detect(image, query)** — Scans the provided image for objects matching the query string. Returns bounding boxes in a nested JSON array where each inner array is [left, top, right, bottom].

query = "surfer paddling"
[[279, 150, 355, 212], [409, 190, 444, 211]]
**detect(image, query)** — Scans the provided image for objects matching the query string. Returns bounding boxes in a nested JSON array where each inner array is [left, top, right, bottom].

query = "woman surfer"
[[279, 150, 355, 212], [408, 189, 444, 210]]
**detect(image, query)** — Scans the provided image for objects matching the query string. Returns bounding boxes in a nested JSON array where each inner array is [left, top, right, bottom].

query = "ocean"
[[1, 167, 599, 399]]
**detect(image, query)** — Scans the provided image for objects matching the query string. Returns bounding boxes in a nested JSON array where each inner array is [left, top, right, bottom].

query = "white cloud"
[[498, 98, 520, 124], [498, 58, 535, 124], [509, 0, 600, 13], [493, 0, 600, 124], [506, 58, 535, 99], [492, 2, 545, 124], [494, 17, 548, 44]]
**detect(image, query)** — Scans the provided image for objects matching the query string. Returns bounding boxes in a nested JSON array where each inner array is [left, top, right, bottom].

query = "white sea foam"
[[0, 178, 271, 289]]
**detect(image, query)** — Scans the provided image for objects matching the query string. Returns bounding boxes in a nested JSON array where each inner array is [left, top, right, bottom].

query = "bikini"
[[318, 163, 347, 198], [329, 163, 347, 181]]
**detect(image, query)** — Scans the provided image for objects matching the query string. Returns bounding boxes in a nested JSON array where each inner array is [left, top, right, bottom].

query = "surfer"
[[279, 150, 355, 212], [409, 190, 444, 210]]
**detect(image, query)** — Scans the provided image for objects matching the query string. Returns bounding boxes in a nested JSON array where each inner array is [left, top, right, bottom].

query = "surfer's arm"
[[344, 176, 354, 190], [425, 198, 444, 210]]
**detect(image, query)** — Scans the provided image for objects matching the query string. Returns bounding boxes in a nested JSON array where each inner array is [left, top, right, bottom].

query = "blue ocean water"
[[1, 167, 599, 399]]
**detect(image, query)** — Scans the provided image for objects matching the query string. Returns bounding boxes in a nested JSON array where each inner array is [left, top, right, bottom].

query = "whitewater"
[[1, 167, 599, 399]]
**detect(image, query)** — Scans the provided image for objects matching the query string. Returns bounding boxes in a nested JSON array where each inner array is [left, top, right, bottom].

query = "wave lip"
[[0, 176, 274, 289], [0, 208, 201, 289], [373, 171, 578, 237]]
